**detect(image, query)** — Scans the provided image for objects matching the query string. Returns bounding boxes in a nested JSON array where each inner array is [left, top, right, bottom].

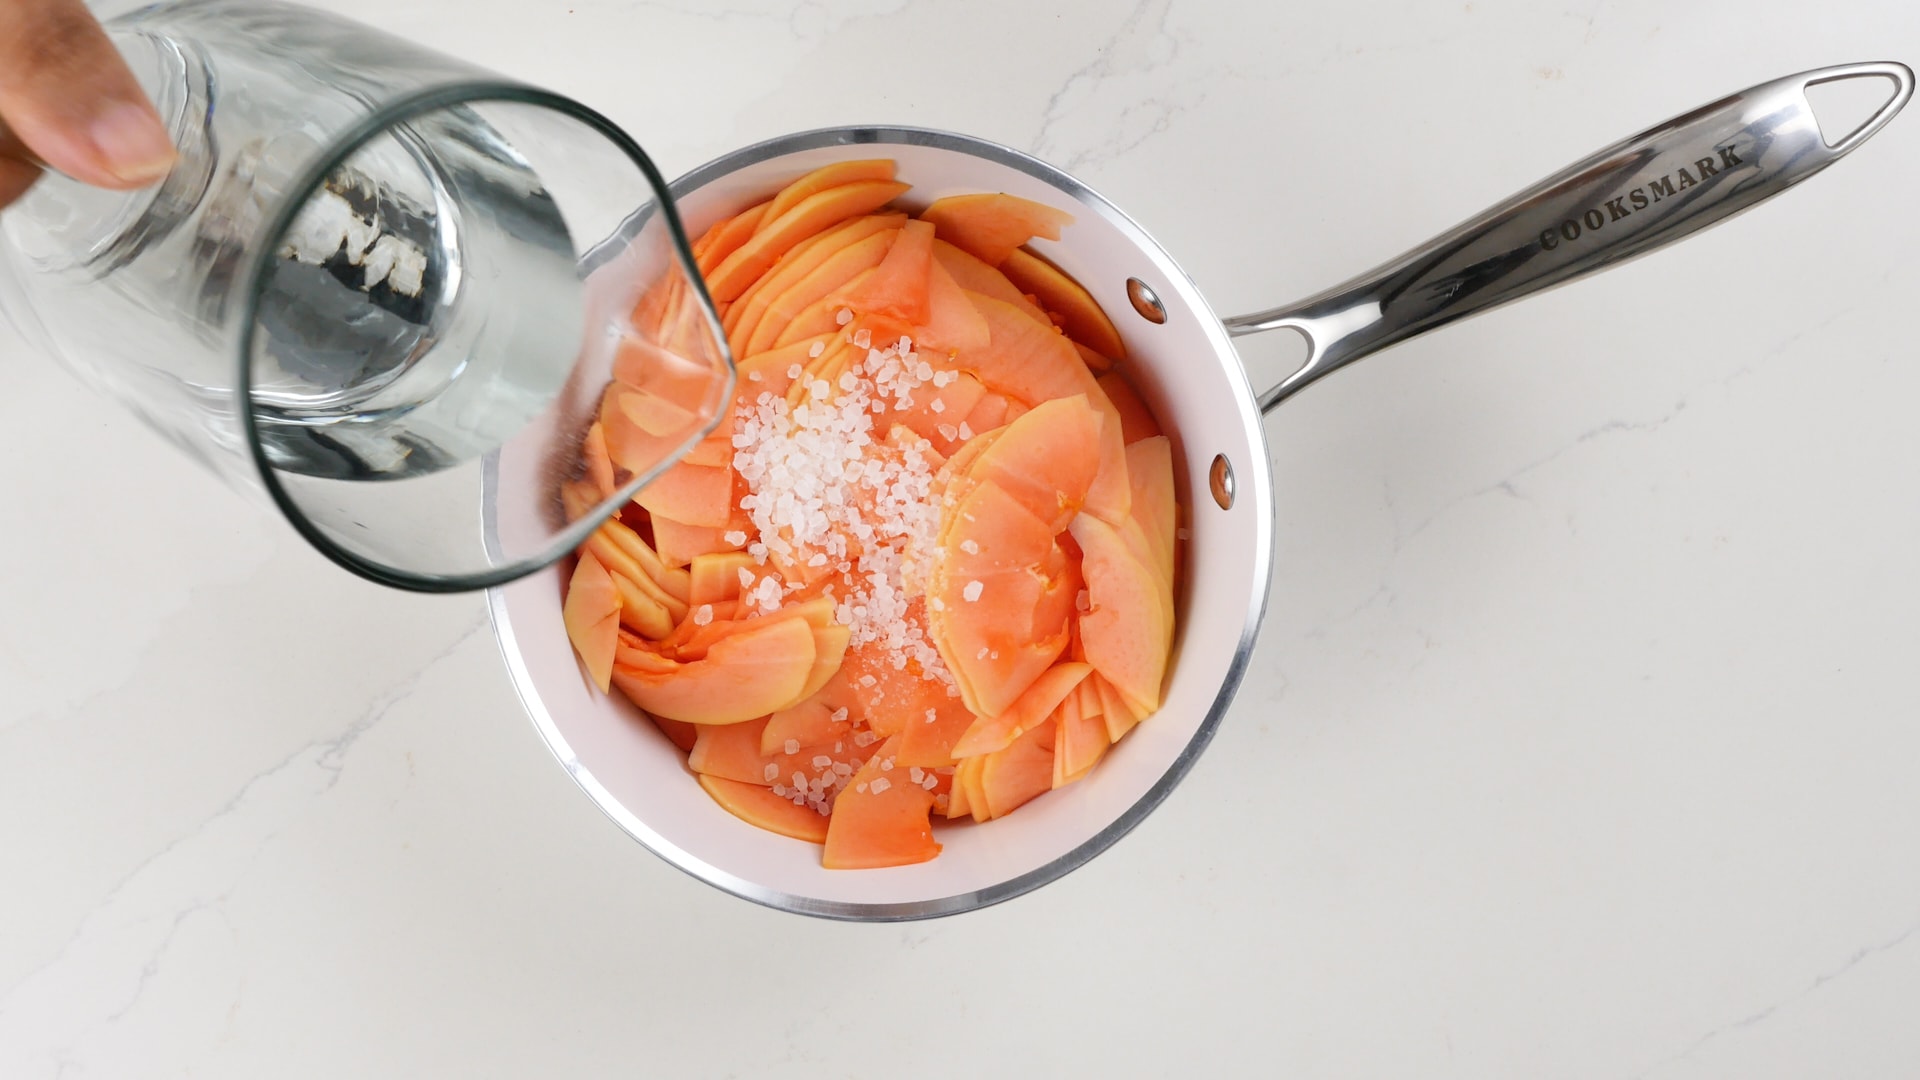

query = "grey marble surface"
[[3, 1, 1918, 1076]]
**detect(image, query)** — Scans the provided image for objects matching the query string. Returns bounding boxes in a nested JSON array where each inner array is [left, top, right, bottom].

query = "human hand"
[[0, 0, 177, 208]]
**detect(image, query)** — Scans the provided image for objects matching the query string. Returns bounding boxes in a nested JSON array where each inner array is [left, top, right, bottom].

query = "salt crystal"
[[748, 370, 762, 382], [780, 740, 799, 758], [812, 755, 833, 768], [811, 379, 831, 398], [835, 308, 853, 326], [934, 793, 950, 812], [737, 567, 755, 588], [869, 777, 892, 795], [830, 707, 849, 723], [909, 766, 925, 784], [931, 399, 946, 414], [764, 763, 780, 782], [962, 580, 984, 602], [808, 552, 828, 567], [859, 674, 878, 688], [990, 650, 999, 660], [977, 646, 990, 660], [937, 423, 958, 441], [958, 422, 973, 440], [833, 761, 852, 776], [852, 328, 872, 349], [935, 766, 955, 776], [808, 340, 826, 358], [724, 530, 748, 545], [853, 730, 879, 747], [1075, 588, 1091, 612], [792, 771, 807, 789], [788, 363, 803, 379], [960, 538, 979, 555], [693, 603, 714, 625]]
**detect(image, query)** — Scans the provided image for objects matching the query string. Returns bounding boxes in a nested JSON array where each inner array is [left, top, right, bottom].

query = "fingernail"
[[89, 102, 177, 185]]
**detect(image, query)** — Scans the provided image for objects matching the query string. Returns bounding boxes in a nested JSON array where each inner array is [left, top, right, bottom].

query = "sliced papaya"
[[562, 551, 620, 692], [822, 736, 941, 869], [978, 717, 1057, 819], [611, 615, 817, 725], [920, 193, 1074, 267], [698, 775, 829, 843], [952, 661, 1091, 758], [763, 160, 898, 224], [705, 179, 911, 302], [1000, 247, 1126, 359], [1068, 513, 1170, 716], [836, 218, 934, 325]]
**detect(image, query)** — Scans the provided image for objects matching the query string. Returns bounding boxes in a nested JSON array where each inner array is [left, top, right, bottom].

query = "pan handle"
[[1225, 61, 1913, 413]]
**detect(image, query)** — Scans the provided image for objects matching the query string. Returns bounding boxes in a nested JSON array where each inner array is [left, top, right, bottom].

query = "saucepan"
[[488, 62, 1912, 919]]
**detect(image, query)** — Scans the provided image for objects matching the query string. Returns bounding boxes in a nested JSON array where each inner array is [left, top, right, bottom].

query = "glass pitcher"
[[0, 0, 733, 591]]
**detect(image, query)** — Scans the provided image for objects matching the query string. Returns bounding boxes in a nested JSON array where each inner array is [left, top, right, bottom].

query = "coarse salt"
[[812, 755, 833, 769], [962, 580, 984, 602], [693, 603, 714, 625], [788, 363, 803, 379], [930, 399, 946, 413], [784, 739, 801, 755], [868, 777, 892, 794], [959, 539, 979, 555], [908, 766, 925, 784], [958, 422, 973, 440], [808, 340, 826, 358], [1075, 589, 1091, 612], [852, 328, 871, 349], [724, 530, 748, 546], [764, 763, 779, 782], [835, 308, 853, 326]]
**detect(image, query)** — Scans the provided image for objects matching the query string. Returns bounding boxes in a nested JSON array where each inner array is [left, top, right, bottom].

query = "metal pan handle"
[[1227, 61, 1913, 413]]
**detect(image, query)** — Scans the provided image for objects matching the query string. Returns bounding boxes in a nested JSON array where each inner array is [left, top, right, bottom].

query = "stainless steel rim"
[[487, 124, 1276, 920]]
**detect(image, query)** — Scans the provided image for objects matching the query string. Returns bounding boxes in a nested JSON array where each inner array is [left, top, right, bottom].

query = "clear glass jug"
[[0, 0, 732, 591]]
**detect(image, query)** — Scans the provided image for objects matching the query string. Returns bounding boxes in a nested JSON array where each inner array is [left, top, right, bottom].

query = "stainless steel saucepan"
[[489, 62, 1912, 919]]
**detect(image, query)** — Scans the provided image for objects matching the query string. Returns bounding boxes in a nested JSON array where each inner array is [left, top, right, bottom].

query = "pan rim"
[[487, 124, 1275, 920]]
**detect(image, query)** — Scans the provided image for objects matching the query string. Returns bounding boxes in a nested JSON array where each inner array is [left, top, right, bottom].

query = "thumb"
[[0, 0, 176, 190]]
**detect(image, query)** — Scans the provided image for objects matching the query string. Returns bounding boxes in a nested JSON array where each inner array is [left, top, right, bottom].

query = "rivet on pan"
[[1127, 277, 1167, 324], [1209, 454, 1235, 510]]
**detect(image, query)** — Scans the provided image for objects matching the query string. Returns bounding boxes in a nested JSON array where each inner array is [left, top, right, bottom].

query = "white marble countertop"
[[5, 1, 1919, 1075]]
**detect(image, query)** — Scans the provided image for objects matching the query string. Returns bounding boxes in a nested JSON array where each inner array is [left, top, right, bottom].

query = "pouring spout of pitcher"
[[1225, 60, 1913, 416]]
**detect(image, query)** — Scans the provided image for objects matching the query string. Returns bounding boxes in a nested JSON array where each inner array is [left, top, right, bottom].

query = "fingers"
[[0, 0, 175, 191]]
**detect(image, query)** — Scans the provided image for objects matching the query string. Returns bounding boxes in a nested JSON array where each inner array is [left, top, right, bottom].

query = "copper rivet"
[[1127, 277, 1167, 324], [1209, 454, 1234, 510]]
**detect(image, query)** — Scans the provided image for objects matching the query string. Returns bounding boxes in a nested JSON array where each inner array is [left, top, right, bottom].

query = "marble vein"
[[0, 617, 489, 1075], [1029, 0, 1204, 173], [1631, 913, 1920, 1079]]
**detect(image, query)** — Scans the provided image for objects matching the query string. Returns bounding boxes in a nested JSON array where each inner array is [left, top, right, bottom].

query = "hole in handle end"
[[1804, 62, 1914, 153]]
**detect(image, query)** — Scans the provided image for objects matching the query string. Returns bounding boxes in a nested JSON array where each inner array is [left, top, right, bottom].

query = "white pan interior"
[[488, 128, 1275, 918]]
